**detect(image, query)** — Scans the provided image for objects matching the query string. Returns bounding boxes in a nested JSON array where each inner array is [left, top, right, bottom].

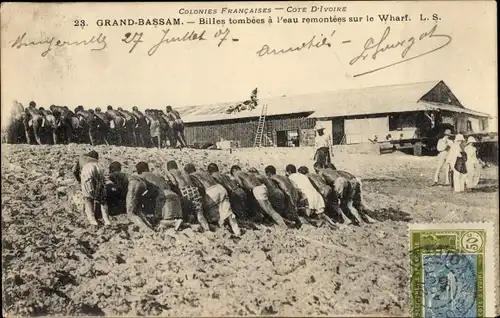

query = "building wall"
[[319, 113, 420, 145], [485, 117, 493, 132], [469, 117, 480, 132], [440, 112, 489, 134], [339, 111, 489, 144], [184, 115, 316, 148], [184, 111, 489, 147], [299, 129, 316, 146], [471, 116, 489, 132], [344, 117, 389, 144], [389, 112, 420, 140], [420, 81, 462, 106], [184, 120, 256, 147], [441, 115, 455, 126]]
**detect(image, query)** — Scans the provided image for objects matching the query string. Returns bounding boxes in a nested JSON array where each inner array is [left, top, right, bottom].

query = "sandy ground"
[[1, 144, 499, 317]]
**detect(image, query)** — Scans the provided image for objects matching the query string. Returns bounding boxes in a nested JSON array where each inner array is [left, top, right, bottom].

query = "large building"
[[178, 81, 491, 148]]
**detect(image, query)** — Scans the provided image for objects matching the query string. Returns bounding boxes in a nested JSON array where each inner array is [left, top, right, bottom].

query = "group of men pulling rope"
[[5, 101, 187, 149], [72, 150, 377, 236]]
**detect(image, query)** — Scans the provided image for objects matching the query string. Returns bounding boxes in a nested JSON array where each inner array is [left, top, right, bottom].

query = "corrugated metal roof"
[[182, 108, 313, 123], [421, 102, 491, 118], [180, 95, 316, 123], [179, 95, 313, 122], [182, 112, 261, 124], [179, 81, 490, 123], [309, 81, 441, 118]]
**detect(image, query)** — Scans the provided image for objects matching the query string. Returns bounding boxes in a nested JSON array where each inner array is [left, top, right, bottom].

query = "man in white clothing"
[[314, 124, 335, 169], [464, 136, 484, 189], [285, 164, 336, 228], [446, 134, 467, 193], [432, 129, 453, 186]]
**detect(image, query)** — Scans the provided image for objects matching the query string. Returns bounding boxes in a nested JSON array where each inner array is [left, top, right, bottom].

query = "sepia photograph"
[[1, 1, 498, 317]]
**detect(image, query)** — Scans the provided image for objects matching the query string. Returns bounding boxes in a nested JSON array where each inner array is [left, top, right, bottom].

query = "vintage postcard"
[[1, 1, 498, 317]]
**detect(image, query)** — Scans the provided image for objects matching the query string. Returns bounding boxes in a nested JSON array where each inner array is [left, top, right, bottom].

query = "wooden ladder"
[[253, 104, 268, 148], [340, 134, 346, 145]]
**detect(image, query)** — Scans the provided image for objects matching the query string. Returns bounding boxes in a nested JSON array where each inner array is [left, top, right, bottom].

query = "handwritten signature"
[[256, 31, 334, 57], [10, 32, 107, 57], [349, 24, 452, 77]]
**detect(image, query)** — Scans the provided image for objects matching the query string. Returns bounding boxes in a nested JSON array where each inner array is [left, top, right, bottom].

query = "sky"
[[1, 2, 497, 129]]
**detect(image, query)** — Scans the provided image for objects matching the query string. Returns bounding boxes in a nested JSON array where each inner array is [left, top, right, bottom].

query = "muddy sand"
[[2, 144, 499, 316]]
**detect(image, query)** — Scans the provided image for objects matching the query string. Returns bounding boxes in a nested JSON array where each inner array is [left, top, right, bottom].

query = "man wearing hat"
[[446, 133, 468, 192], [432, 129, 453, 186], [314, 123, 334, 170], [464, 136, 484, 189]]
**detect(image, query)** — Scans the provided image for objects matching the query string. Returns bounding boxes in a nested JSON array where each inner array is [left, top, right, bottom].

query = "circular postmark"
[[422, 250, 477, 317], [409, 246, 478, 317], [460, 231, 484, 253]]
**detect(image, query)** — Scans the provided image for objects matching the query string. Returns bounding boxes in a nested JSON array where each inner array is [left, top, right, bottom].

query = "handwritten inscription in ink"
[[349, 24, 452, 77], [10, 32, 107, 57], [9, 23, 452, 77], [256, 31, 335, 57]]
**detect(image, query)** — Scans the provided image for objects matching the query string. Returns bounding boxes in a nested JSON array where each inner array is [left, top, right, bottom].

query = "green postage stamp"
[[409, 222, 496, 318]]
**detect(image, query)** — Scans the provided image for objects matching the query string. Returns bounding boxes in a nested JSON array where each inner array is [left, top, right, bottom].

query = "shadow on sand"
[[365, 207, 413, 222], [361, 177, 398, 182], [103, 195, 415, 230], [468, 185, 498, 193], [469, 178, 499, 193]]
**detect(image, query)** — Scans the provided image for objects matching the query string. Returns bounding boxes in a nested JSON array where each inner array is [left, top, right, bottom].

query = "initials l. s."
[[419, 14, 440, 21]]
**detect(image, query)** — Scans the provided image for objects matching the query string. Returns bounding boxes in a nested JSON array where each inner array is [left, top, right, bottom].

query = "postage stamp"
[[409, 222, 496, 318]]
